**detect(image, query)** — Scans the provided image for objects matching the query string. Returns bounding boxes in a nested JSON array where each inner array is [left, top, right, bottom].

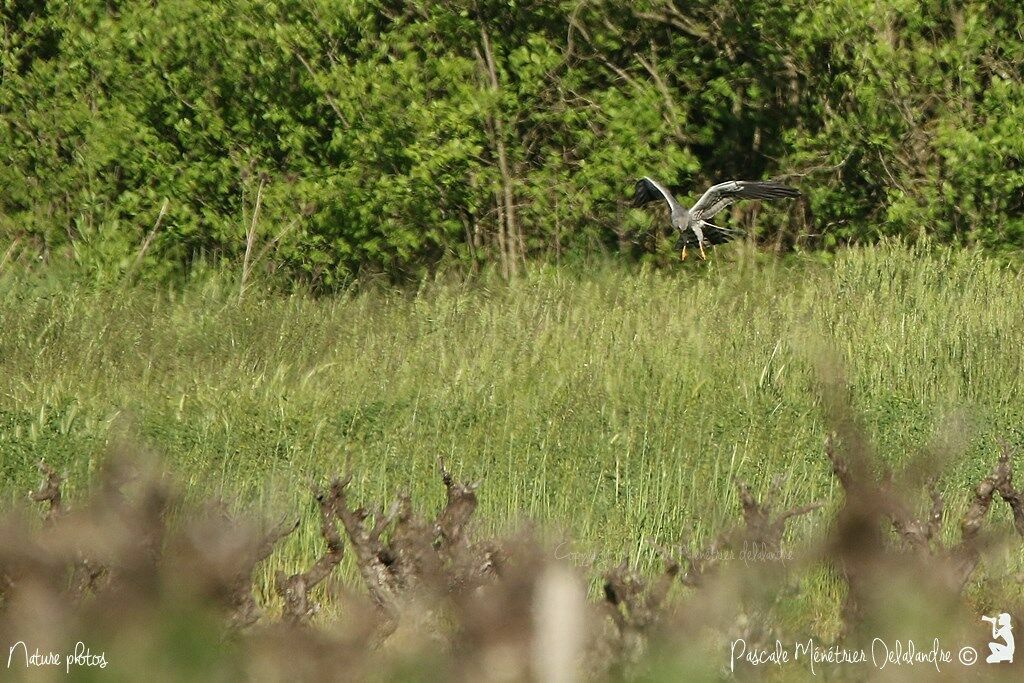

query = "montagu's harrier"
[[633, 177, 800, 260]]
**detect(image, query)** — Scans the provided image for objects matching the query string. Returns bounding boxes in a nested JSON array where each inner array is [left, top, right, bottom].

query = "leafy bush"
[[2, 1, 1022, 284]]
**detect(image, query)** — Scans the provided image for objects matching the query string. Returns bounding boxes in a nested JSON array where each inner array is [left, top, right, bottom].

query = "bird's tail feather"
[[704, 223, 742, 245], [677, 222, 742, 247]]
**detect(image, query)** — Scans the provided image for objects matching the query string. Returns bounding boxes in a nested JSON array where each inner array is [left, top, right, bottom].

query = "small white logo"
[[981, 613, 1014, 664]]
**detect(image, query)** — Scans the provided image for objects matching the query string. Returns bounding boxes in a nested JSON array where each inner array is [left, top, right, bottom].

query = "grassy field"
[[3, 242, 1024, 634]]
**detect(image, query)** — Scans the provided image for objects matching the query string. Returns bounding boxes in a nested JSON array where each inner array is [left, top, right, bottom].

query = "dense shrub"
[[1, 0, 1022, 284]]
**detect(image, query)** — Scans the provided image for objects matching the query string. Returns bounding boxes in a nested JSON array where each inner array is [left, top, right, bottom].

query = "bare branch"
[[275, 481, 346, 625], [29, 461, 64, 523], [331, 472, 400, 614], [129, 198, 170, 276], [435, 458, 479, 552]]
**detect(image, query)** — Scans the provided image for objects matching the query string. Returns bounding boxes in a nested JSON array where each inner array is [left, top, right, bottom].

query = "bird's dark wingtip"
[[632, 177, 662, 207], [740, 181, 801, 199]]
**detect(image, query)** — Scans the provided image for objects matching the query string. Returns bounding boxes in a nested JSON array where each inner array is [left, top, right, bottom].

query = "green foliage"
[[1, 1, 1022, 282], [789, 0, 1024, 248]]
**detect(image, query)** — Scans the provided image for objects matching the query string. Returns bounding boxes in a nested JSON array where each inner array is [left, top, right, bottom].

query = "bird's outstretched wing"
[[690, 181, 799, 221], [633, 177, 678, 210]]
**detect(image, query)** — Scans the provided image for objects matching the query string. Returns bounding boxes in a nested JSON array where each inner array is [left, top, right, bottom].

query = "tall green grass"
[[3, 243, 1023, 630]]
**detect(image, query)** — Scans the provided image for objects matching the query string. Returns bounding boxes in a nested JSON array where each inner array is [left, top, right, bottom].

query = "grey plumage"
[[633, 176, 800, 256]]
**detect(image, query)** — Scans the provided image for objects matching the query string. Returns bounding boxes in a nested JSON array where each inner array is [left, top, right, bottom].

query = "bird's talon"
[[680, 246, 687, 261]]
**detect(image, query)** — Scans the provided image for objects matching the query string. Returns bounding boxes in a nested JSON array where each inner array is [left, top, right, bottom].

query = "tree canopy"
[[2, 0, 1022, 285]]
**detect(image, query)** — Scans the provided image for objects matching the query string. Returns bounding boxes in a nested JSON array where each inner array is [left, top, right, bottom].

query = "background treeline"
[[2, 0, 1022, 285]]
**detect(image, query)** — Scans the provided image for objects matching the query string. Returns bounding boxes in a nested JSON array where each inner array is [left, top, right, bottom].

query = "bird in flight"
[[633, 177, 800, 260]]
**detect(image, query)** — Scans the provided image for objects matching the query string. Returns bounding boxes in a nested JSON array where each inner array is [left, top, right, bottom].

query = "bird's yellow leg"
[[699, 242, 707, 260], [680, 246, 687, 261]]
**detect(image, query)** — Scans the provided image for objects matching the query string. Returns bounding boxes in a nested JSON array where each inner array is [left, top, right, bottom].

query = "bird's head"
[[671, 210, 691, 232]]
